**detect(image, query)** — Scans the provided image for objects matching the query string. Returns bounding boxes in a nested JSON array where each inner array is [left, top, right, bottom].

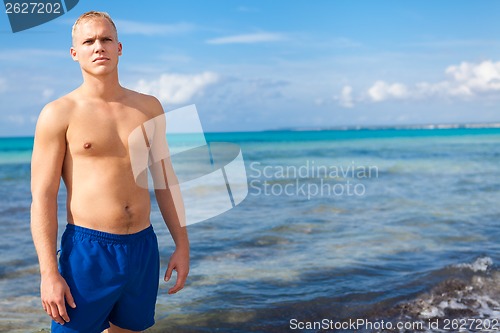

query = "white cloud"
[[135, 72, 219, 104], [114, 20, 194, 36], [445, 60, 500, 93], [368, 81, 408, 102], [338, 85, 354, 108], [364, 60, 500, 103], [415, 81, 472, 98], [206, 32, 285, 45]]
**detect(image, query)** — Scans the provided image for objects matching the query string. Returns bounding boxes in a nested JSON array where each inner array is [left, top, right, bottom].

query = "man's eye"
[[83, 40, 92, 44]]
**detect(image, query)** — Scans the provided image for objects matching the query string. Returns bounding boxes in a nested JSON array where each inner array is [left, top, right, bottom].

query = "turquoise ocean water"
[[0, 128, 499, 332]]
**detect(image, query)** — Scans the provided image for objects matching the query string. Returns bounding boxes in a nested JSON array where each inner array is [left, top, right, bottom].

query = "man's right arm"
[[31, 101, 75, 325]]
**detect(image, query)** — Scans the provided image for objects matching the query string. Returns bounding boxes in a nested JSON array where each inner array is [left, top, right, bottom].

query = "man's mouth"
[[93, 57, 110, 62]]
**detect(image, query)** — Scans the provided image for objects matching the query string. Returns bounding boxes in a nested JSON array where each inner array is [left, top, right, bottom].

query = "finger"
[[176, 273, 187, 288], [49, 304, 64, 325], [168, 282, 184, 294], [168, 284, 181, 294], [57, 302, 70, 323], [168, 276, 186, 294], [164, 265, 174, 282], [65, 288, 77, 308], [43, 301, 50, 316]]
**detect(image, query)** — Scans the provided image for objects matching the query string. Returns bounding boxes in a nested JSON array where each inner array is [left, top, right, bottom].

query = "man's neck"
[[80, 71, 125, 101]]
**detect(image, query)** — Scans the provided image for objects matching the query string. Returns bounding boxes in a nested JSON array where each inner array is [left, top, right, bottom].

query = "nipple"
[[83, 142, 92, 149]]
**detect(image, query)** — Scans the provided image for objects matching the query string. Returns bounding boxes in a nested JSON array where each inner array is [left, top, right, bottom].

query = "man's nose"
[[94, 40, 105, 52]]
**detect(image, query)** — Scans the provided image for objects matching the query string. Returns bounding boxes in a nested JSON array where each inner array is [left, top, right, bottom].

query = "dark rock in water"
[[378, 271, 500, 332]]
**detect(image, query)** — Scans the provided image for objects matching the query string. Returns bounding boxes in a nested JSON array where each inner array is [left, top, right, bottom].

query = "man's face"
[[70, 18, 122, 76]]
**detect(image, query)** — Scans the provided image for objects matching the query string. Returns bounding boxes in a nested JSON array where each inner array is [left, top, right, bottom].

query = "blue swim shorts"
[[51, 224, 160, 333]]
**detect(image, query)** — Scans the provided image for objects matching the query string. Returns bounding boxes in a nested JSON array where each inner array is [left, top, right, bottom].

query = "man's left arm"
[[147, 95, 190, 294], [155, 187, 189, 294]]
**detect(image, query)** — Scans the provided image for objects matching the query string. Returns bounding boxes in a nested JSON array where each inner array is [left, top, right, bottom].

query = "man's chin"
[[82, 66, 116, 76]]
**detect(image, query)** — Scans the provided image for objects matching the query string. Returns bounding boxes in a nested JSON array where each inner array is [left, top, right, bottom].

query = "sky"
[[1, 0, 500, 136]]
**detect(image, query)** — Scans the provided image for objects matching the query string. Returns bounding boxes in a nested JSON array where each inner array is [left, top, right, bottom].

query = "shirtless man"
[[30, 11, 189, 333]]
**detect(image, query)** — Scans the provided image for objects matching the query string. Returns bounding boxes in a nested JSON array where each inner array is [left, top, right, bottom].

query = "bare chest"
[[66, 105, 150, 158]]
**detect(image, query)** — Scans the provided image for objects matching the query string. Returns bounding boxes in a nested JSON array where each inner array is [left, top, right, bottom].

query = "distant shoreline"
[[265, 122, 500, 132], [1, 122, 500, 139]]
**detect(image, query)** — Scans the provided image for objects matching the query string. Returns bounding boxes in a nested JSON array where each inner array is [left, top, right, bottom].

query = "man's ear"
[[118, 42, 123, 56], [70, 46, 78, 62]]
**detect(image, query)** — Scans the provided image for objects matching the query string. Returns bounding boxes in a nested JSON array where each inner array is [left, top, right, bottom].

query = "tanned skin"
[[31, 16, 189, 333]]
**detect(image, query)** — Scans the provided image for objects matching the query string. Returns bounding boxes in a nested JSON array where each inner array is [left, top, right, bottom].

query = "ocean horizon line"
[[265, 121, 500, 132], [1, 121, 500, 139]]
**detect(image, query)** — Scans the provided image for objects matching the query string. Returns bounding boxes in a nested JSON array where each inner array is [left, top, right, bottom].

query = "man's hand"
[[41, 272, 76, 325], [164, 247, 190, 294]]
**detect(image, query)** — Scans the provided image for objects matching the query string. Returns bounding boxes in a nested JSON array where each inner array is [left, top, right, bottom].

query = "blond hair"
[[72, 11, 118, 44]]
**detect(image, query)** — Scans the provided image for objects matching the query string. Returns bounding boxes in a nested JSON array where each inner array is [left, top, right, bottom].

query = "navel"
[[124, 205, 133, 218], [83, 142, 92, 149]]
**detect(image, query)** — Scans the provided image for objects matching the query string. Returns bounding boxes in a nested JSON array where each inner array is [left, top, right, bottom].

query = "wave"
[[2, 257, 499, 333], [380, 257, 500, 332], [148, 257, 500, 333]]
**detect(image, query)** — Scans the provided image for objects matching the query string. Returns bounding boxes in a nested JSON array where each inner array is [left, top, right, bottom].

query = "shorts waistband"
[[64, 224, 154, 244]]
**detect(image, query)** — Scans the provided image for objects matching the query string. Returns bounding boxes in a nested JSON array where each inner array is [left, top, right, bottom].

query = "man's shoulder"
[[41, 91, 78, 118], [35, 96, 75, 137], [125, 89, 163, 117]]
